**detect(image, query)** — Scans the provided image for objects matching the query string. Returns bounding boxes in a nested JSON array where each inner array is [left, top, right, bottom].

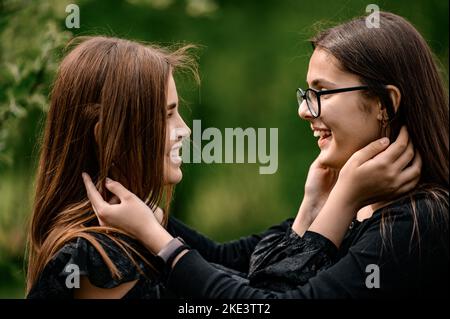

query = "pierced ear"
[[385, 85, 401, 112], [376, 112, 383, 121], [376, 105, 389, 121]]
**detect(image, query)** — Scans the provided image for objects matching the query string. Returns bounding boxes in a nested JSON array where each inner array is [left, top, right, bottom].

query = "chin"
[[165, 169, 183, 185], [317, 145, 348, 169], [318, 132, 379, 170]]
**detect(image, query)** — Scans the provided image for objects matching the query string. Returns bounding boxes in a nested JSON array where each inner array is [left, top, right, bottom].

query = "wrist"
[[156, 237, 190, 269], [293, 196, 327, 236], [308, 189, 359, 248], [331, 180, 361, 212], [141, 220, 174, 254], [301, 190, 332, 211], [293, 207, 314, 236]]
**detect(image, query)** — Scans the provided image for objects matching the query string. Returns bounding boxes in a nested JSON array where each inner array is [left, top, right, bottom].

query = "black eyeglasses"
[[297, 85, 369, 118]]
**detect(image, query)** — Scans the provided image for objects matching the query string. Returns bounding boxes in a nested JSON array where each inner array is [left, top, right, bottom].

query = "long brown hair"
[[311, 12, 449, 252], [26, 36, 197, 293]]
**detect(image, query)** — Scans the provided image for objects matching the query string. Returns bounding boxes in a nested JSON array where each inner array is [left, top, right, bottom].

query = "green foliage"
[[0, 0, 73, 298], [0, 0, 72, 165]]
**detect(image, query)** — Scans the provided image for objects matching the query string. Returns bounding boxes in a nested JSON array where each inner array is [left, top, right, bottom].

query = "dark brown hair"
[[311, 12, 449, 253], [26, 36, 197, 293]]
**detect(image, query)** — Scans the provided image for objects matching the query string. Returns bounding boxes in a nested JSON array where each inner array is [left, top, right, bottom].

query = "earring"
[[377, 102, 383, 120], [377, 104, 389, 128], [381, 113, 389, 128], [377, 113, 388, 126], [377, 103, 389, 137]]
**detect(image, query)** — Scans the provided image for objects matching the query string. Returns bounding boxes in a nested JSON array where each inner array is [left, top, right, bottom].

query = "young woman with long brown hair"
[[26, 36, 195, 298], [80, 12, 447, 298]]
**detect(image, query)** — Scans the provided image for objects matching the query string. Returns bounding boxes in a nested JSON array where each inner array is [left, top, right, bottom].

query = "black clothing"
[[27, 233, 168, 299], [27, 213, 294, 299], [28, 193, 449, 299], [166, 194, 449, 298]]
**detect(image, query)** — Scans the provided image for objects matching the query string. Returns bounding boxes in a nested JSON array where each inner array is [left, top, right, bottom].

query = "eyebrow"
[[308, 78, 337, 88], [167, 102, 177, 110]]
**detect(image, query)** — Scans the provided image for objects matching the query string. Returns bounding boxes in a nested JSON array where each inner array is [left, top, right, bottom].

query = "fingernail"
[[81, 172, 87, 179], [380, 138, 389, 145], [105, 177, 112, 184]]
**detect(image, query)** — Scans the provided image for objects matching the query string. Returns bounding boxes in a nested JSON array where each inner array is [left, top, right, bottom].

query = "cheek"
[[321, 97, 380, 165], [334, 116, 377, 144], [330, 95, 378, 135], [165, 122, 174, 153]]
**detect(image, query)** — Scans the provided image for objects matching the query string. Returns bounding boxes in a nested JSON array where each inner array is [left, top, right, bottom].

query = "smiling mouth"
[[169, 142, 183, 164], [312, 128, 332, 147], [313, 129, 332, 139]]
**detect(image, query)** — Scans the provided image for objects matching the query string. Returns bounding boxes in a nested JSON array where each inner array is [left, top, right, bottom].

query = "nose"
[[298, 99, 313, 120], [182, 122, 191, 139], [177, 117, 191, 141]]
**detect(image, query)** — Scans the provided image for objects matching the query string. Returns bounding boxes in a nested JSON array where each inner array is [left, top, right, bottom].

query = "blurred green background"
[[0, 0, 448, 298]]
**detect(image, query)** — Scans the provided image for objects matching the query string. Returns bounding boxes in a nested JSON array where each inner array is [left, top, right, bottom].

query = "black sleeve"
[[166, 216, 294, 272], [27, 233, 153, 299], [166, 199, 449, 298], [248, 228, 338, 291]]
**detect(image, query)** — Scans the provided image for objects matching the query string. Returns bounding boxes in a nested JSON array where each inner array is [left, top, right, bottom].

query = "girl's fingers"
[[377, 126, 409, 163], [395, 174, 421, 196], [81, 172, 108, 213], [351, 137, 390, 165], [104, 178, 134, 201], [396, 151, 422, 187], [393, 139, 415, 170]]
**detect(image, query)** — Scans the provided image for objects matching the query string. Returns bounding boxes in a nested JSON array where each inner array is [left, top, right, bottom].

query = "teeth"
[[313, 130, 332, 138], [170, 143, 183, 164], [171, 148, 180, 157]]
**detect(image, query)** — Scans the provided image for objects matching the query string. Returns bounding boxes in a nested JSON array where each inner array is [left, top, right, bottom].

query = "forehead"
[[167, 73, 178, 103], [306, 49, 359, 86]]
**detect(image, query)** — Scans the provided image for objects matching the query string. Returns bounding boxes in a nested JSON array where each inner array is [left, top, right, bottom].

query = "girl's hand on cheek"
[[303, 157, 339, 207], [308, 126, 421, 247], [335, 126, 421, 210]]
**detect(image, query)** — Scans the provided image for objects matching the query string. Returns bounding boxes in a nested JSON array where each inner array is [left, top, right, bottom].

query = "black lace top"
[[248, 228, 337, 291], [27, 232, 170, 299], [27, 215, 298, 299]]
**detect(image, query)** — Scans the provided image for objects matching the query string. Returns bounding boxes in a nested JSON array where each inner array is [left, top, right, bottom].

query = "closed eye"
[[167, 102, 177, 117]]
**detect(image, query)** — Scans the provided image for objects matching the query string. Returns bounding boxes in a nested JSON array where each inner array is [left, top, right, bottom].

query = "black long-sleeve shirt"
[[167, 215, 294, 273], [166, 193, 449, 298]]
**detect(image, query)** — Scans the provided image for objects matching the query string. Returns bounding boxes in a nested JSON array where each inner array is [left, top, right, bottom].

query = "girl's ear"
[[385, 85, 401, 113]]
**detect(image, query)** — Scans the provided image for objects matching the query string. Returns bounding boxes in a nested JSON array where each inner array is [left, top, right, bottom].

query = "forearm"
[[168, 216, 294, 271], [167, 216, 256, 268], [307, 186, 359, 248], [292, 198, 321, 236], [141, 221, 174, 255]]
